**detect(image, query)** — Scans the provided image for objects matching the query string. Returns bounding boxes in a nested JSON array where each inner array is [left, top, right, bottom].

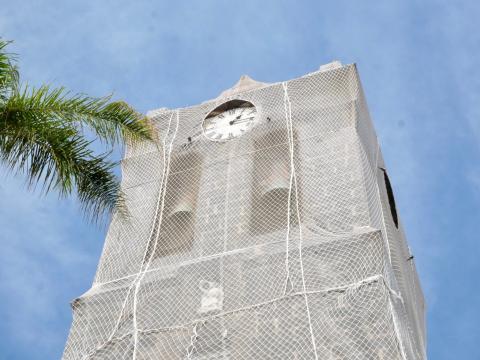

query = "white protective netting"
[[63, 64, 426, 360]]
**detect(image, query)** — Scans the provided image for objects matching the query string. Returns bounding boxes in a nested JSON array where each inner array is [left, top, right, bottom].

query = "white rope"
[[101, 112, 173, 346], [140, 110, 180, 269], [282, 84, 294, 296], [105, 111, 177, 346], [218, 136, 234, 360], [96, 110, 179, 358], [132, 110, 180, 360], [185, 321, 205, 359], [282, 82, 319, 360]]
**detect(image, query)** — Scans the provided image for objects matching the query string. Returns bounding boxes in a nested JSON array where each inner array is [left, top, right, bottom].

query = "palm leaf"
[[5, 85, 154, 145], [0, 102, 127, 221], [0, 39, 19, 100], [0, 39, 155, 221]]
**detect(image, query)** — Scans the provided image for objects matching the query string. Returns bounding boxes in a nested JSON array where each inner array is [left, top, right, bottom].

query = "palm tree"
[[0, 40, 154, 222]]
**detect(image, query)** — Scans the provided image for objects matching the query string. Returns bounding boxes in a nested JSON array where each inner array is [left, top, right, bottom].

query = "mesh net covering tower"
[[63, 63, 426, 360]]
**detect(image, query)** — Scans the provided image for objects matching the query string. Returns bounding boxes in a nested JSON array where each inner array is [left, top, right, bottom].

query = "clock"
[[202, 100, 258, 141]]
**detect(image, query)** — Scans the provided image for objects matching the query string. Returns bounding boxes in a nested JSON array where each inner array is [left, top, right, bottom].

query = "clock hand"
[[229, 117, 241, 125], [229, 116, 241, 124], [229, 117, 255, 124], [229, 111, 246, 124], [231, 108, 248, 120]]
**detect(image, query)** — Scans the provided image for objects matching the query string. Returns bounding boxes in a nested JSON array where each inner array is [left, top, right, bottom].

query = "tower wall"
[[63, 64, 426, 360]]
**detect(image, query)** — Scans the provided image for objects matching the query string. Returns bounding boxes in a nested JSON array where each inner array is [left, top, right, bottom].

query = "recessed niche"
[[250, 129, 300, 235], [150, 152, 203, 258]]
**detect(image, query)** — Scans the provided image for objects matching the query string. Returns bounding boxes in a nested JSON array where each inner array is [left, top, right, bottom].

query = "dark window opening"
[[381, 169, 399, 228]]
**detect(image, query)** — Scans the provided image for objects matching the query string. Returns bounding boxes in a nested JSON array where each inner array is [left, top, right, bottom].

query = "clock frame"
[[202, 100, 258, 142]]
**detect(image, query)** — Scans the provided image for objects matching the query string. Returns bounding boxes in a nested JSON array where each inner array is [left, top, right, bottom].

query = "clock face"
[[203, 100, 258, 141]]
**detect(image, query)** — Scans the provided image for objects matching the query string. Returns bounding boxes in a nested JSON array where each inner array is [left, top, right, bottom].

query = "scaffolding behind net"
[[63, 64, 426, 360]]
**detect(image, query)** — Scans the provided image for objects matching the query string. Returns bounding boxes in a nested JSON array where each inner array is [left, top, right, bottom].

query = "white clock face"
[[203, 102, 258, 141]]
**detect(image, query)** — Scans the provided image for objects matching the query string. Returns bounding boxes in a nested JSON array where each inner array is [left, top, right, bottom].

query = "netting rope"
[[282, 82, 319, 360]]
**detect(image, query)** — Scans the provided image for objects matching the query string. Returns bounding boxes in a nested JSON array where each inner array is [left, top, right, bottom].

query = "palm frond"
[[0, 103, 126, 221], [0, 39, 19, 100], [5, 85, 154, 145], [0, 39, 153, 222]]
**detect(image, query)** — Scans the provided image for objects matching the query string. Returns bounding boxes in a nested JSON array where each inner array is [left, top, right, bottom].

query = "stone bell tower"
[[63, 62, 426, 359]]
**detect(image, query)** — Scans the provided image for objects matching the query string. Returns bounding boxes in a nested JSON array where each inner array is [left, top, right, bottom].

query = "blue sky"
[[0, 1, 479, 359]]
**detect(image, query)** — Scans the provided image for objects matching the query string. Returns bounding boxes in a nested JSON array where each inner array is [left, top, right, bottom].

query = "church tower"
[[63, 63, 426, 359]]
